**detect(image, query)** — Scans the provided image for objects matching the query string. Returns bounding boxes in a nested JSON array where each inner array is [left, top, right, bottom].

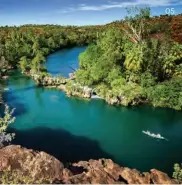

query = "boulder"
[[58, 84, 67, 91], [0, 145, 178, 184], [2, 76, 9, 79], [64, 159, 178, 184], [64, 159, 151, 184], [150, 169, 178, 184], [69, 73, 75, 79], [0, 145, 64, 182], [106, 96, 120, 105]]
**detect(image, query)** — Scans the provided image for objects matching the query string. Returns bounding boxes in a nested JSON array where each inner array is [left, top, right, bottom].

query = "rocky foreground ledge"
[[0, 145, 178, 184]]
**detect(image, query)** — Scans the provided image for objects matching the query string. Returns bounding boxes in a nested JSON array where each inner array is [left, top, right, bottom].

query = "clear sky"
[[0, 0, 182, 26]]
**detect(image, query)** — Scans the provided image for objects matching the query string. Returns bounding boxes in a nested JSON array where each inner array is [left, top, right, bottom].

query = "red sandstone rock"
[[0, 145, 64, 182], [0, 145, 178, 184], [150, 169, 178, 184]]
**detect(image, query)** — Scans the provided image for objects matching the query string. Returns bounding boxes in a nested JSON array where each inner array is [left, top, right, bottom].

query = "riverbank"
[[4, 47, 182, 177], [0, 145, 178, 184], [27, 71, 151, 108], [0, 64, 15, 105], [28, 71, 93, 99]]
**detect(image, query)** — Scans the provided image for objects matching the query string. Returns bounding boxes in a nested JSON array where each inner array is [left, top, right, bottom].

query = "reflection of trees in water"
[[9, 71, 32, 89], [0, 82, 4, 104], [0, 79, 8, 107], [0, 79, 7, 87], [34, 87, 44, 106], [136, 105, 182, 127]]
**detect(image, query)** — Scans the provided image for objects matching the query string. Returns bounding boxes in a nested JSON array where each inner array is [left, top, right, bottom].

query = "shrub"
[[147, 77, 182, 110], [173, 163, 182, 183], [0, 170, 52, 184], [0, 104, 15, 147]]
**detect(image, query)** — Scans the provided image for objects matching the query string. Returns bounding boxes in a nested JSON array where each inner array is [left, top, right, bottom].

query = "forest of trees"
[[0, 25, 100, 72], [0, 8, 182, 182], [0, 8, 182, 110], [74, 8, 182, 110], [0, 24, 102, 103]]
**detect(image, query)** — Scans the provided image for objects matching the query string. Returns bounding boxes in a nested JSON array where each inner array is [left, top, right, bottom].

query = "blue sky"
[[0, 0, 182, 26]]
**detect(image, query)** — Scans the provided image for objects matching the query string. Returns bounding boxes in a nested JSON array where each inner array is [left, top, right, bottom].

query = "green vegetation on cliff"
[[0, 8, 182, 110], [0, 24, 100, 101], [0, 25, 100, 73], [74, 8, 182, 110]]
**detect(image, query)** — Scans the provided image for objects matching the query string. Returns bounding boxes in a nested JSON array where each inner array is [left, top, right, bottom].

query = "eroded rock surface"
[[0, 145, 178, 184], [0, 145, 64, 182]]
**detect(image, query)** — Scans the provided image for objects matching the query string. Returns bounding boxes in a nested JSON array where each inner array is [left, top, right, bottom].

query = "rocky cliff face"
[[30, 73, 68, 87], [30, 73, 93, 98], [0, 145, 178, 184]]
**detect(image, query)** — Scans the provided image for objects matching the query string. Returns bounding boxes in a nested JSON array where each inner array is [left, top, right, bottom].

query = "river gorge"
[[2, 47, 182, 176]]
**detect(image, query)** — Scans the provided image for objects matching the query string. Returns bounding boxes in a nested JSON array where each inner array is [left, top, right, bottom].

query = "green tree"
[[19, 56, 28, 72], [32, 38, 40, 55], [76, 28, 124, 86], [0, 56, 9, 76], [31, 52, 45, 73]]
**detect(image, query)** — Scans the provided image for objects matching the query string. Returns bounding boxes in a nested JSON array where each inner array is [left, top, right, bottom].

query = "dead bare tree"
[[122, 7, 151, 44]]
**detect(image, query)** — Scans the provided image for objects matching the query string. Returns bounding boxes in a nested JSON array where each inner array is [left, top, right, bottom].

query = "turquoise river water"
[[2, 47, 182, 175]]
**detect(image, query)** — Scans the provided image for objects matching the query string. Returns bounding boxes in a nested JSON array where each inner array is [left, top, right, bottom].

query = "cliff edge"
[[0, 145, 178, 184]]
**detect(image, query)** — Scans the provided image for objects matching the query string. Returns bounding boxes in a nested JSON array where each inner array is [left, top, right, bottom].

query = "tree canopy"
[[0, 9, 182, 110], [74, 8, 182, 110]]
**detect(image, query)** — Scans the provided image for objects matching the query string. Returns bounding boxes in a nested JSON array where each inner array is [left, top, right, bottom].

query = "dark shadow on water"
[[9, 127, 113, 164]]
